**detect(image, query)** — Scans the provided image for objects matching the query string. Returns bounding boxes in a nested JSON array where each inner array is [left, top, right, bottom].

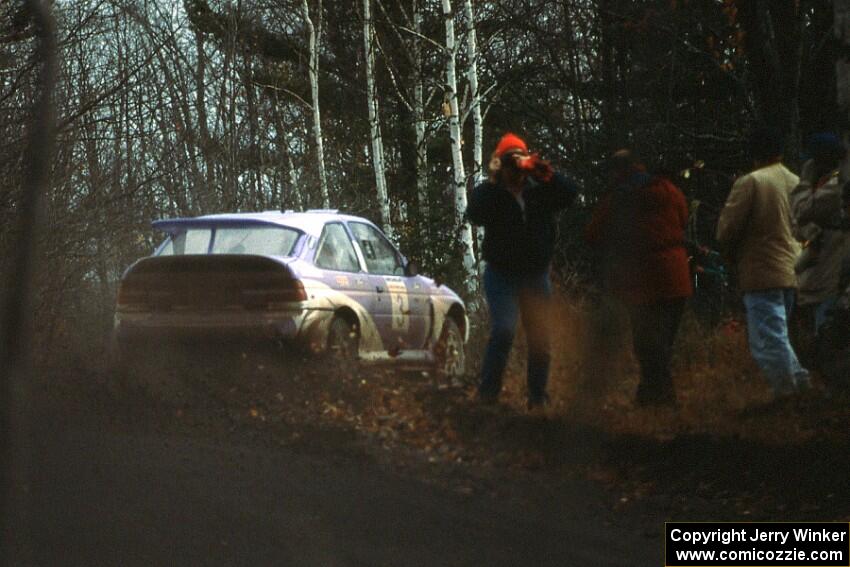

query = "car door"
[[348, 221, 429, 351], [312, 222, 375, 332]]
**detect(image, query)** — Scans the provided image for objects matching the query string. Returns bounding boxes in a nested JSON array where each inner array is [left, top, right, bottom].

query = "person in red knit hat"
[[585, 149, 693, 406], [467, 132, 579, 409]]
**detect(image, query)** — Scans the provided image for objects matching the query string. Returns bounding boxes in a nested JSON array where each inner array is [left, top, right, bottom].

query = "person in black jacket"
[[467, 132, 579, 408]]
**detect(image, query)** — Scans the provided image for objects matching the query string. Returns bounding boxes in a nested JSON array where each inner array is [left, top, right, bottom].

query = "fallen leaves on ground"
[[68, 298, 850, 522]]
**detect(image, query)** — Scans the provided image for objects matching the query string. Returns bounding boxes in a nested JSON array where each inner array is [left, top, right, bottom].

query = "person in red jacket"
[[585, 149, 693, 406]]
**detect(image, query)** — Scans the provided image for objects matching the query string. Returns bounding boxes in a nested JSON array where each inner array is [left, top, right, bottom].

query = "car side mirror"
[[403, 260, 419, 277]]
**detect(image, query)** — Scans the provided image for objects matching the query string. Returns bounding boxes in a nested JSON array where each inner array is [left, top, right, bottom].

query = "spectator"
[[810, 183, 850, 389], [585, 149, 692, 406], [790, 133, 850, 334], [466, 132, 579, 409], [716, 126, 811, 399]]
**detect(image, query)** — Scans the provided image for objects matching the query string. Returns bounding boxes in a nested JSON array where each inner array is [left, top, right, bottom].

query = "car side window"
[[349, 222, 403, 275], [314, 223, 360, 272]]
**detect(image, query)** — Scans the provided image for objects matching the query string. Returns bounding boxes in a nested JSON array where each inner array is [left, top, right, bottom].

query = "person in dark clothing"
[[466, 132, 579, 408], [585, 150, 693, 406]]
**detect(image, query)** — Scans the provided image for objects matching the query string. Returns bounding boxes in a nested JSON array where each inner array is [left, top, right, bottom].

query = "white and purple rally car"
[[113, 210, 467, 377]]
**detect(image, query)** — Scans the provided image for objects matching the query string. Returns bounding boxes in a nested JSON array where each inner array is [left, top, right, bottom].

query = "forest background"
[[0, 0, 842, 359]]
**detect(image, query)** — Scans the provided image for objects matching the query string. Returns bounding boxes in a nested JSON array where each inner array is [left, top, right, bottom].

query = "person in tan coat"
[[717, 126, 811, 398]]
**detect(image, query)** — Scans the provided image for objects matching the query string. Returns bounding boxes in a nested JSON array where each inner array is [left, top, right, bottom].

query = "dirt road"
[[12, 401, 660, 566], [7, 348, 849, 566]]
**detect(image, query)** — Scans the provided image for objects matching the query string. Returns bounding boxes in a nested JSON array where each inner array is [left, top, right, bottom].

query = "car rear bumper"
[[113, 309, 312, 345]]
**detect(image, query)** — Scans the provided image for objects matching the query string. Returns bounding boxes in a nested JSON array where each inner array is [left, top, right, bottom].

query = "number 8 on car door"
[[348, 222, 428, 350]]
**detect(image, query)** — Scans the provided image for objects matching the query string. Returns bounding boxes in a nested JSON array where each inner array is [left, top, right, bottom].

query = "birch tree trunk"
[[462, 0, 483, 186], [462, 0, 485, 253], [413, 0, 428, 219], [303, 0, 330, 208], [442, 0, 478, 294], [363, 0, 393, 237]]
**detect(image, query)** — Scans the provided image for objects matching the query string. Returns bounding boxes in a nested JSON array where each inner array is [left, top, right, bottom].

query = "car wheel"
[[434, 318, 465, 379], [327, 315, 359, 362]]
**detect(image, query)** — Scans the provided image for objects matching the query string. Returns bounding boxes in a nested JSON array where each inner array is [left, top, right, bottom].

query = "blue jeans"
[[743, 289, 810, 395], [479, 265, 552, 403]]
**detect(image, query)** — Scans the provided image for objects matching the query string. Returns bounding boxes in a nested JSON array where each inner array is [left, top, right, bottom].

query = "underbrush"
[[460, 295, 833, 444]]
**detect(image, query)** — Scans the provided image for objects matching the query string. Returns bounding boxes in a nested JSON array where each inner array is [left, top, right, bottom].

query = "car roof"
[[152, 210, 378, 239]]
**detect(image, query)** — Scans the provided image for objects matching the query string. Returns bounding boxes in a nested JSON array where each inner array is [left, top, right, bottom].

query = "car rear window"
[[211, 227, 299, 256], [158, 229, 212, 255], [158, 226, 299, 256]]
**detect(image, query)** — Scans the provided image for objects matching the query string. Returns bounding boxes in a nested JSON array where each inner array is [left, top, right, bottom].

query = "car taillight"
[[116, 284, 149, 312], [243, 280, 307, 310]]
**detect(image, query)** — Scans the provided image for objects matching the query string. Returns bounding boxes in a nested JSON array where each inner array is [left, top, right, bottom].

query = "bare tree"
[[837, 0, 850, 120], [412, 0, 429, 218], [462, 0, 483, 185], [461, 0, 485, 255], [303, 0, 330, 208], [363, 0, 392, 236], [373, 0, 437, 223]]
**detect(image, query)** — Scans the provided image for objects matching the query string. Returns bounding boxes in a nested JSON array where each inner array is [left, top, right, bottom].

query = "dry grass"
[[474, 294, 843, 446]]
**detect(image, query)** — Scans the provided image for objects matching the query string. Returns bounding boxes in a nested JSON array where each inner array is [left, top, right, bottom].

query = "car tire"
[[327, 315, 359, 362], [434, 318, 465, 380]]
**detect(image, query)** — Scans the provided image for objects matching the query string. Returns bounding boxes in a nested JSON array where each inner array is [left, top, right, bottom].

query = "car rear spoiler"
[[152, 218, 302, 236]]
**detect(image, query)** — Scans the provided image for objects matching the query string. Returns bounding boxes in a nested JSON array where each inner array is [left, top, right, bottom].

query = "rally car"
[[113, 210, 467, 377]]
